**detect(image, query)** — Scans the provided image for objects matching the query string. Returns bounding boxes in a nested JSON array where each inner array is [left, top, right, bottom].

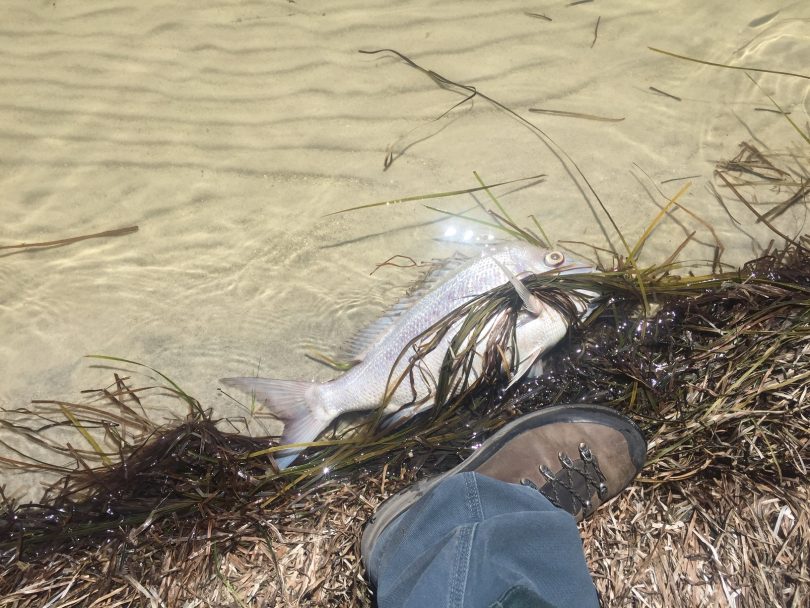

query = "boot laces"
[[520, 442, 608, 515]]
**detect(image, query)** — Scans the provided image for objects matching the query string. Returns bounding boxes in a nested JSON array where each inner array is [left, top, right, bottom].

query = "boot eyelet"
[[521, 478, 540, 491], [579, 443, 593, 462]]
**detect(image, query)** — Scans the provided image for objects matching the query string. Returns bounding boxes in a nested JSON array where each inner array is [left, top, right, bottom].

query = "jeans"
[[366, 472, 599, 608]]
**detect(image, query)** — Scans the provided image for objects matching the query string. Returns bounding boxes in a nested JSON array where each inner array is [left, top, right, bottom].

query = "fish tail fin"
[[220, 377, 329, 469]]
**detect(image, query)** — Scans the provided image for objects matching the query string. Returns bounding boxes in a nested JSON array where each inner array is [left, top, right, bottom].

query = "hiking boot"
[[361, 404, 646, 566]]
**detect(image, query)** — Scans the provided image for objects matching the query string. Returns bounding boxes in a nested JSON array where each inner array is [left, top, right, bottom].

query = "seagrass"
[[1, 142, 808, 607]]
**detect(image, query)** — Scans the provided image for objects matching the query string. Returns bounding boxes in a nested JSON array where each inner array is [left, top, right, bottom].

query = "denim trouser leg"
[[367, 472, 599, 608]]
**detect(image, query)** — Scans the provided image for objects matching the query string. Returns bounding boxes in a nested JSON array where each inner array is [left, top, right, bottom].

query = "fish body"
[[222, 243, 593, 467]]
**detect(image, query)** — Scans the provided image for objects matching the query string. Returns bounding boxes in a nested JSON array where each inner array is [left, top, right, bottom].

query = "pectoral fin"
[[491, 256, 544, 315]]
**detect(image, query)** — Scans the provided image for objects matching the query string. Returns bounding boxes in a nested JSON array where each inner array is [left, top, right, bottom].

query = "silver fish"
[[221, 243, 593, 467]]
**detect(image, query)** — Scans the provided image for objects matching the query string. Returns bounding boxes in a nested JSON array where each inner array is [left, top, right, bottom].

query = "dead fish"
[[221, 243, 594, 467]]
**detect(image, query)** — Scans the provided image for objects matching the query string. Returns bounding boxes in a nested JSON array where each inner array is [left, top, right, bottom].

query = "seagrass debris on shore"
[[1, 142, 809, 607], [1, 241, 808, 607]]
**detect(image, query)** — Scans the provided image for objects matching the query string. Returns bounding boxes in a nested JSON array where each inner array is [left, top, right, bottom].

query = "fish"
[[221, 243, 594, 468]]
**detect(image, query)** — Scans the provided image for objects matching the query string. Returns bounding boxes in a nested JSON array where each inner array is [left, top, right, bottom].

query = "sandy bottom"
[[1, 0, 808, 499]]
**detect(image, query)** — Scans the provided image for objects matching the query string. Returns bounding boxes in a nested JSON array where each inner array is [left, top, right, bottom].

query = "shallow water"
[[1, 1, 808, 498]]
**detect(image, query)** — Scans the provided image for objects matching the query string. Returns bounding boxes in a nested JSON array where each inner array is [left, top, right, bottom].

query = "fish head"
[[504, 243, 599, 317], [507, 246, 598, 384]]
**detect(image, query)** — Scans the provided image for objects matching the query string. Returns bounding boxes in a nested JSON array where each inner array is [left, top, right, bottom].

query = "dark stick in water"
[[0, 226, 139, 251]]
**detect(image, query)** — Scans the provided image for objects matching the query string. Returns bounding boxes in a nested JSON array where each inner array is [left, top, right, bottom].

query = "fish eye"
[[544, 251, 565, 267]]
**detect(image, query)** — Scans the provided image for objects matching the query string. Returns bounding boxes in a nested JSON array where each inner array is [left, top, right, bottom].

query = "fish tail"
[[220, 376, 328, 469]]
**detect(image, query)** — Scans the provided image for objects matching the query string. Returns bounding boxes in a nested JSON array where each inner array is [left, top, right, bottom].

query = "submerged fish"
[[221, 243, 593, 467]]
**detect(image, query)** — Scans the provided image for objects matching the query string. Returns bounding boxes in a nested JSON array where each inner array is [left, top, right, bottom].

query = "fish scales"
[[221, 243, 593, 467]]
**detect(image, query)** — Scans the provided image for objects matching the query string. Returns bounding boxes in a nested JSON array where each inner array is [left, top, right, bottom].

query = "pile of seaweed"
[[520, 246, 810, 606], [2, 140, 809, 607]]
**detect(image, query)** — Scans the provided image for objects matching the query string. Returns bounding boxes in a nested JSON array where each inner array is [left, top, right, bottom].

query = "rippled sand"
[[1, 1, 807, 497]]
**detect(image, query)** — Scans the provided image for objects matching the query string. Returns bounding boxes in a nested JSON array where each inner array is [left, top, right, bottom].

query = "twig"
[[0, 225, 139, 251], [529, 108, 623, 122], [649, 47, 810, 81], [649, 87, 681, 102]]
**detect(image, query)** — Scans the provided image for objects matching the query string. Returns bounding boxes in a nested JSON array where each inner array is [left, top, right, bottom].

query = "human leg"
[[362, 404, 646, 608]]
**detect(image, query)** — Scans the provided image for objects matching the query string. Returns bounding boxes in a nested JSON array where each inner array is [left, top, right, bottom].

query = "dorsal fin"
[[337, 252, 471, 362]]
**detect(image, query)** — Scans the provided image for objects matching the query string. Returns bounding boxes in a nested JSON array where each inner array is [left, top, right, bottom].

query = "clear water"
[[1, 1, 808, 497]]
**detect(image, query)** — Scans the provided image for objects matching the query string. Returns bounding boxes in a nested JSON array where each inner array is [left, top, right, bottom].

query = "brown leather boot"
[[362, 404, 646, 562]]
